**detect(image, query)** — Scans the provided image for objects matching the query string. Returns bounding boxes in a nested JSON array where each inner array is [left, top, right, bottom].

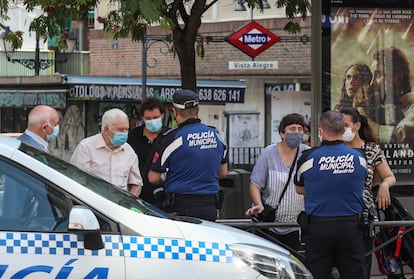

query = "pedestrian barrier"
[[216, 219, 414, 277]]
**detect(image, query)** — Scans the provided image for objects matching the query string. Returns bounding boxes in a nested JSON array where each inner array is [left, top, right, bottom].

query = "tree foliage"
[[1, 0, 95, 51], [0, 0, 310, 89]]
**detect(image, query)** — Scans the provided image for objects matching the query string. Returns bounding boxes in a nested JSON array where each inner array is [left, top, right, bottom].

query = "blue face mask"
[[145, 118, 163, 133], [284, 132, 303, 148], [47, 124, 59, 142], [111, 132, 128, 147]]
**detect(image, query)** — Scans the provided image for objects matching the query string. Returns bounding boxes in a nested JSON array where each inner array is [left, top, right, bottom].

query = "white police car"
[[0, 135, 312, 278]]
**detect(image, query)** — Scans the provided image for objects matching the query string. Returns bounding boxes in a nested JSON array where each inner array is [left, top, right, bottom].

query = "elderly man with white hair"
[[70, 108, 142, 197]]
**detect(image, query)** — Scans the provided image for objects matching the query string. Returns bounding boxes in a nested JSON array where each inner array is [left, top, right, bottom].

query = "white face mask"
[[342, 127, 356, 142], [318, 134, 323, 143]]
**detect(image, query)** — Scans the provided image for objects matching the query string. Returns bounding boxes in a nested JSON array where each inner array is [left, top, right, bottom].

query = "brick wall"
[[88, 17, 311, 79]]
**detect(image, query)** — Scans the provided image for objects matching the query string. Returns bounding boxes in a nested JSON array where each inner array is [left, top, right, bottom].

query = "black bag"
[[373, 193, 414, 277], [254, 204, 276, 222], [253, 148, 299, 223]]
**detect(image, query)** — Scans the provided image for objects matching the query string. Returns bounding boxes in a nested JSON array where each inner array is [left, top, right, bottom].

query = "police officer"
[[295, 111, 367, 279], [148, 89, 228, 221]]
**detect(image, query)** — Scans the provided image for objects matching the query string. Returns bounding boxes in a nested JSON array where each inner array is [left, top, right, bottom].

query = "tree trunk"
[[170, 0, 206, 91], [173, 29, 197, 91]]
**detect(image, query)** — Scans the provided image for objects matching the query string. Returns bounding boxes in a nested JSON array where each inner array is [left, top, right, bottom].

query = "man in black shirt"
[[128, 97, 168, 204]]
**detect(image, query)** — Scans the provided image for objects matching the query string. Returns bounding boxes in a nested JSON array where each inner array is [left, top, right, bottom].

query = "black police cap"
[[172, 89, 199, 109]]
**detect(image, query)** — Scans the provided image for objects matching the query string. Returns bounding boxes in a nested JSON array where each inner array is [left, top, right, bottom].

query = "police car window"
[[0, 156, 118, 233], [18, 143, 171, 219], [0, 158, 67, 232]]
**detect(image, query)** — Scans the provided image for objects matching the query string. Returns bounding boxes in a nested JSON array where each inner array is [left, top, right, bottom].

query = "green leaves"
[[29, 15, 61, 41], [5, 31, 23, 50], [0, 0, 9, 15], [196, 39, 204, 58], [276, 0, 310, 34], [138, 0, 164, 23], [276, 0, 311, 19], [283, 21, 301, 34]]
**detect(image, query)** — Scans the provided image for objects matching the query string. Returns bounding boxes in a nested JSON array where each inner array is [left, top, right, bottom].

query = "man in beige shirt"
[[70, 108, 142, 197]]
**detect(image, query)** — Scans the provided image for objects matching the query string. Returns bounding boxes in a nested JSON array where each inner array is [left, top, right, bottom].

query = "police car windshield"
[[18, 142, 171, 219]]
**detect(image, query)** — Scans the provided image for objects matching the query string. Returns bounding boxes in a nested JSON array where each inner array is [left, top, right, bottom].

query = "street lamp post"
[[0, 25, 76, 76], [34, 32, 42, 76], [141, 32, 170, 100], [142, 32, 148, 100]]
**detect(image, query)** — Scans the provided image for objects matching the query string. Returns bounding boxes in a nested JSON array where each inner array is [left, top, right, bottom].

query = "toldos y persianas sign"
[[67, 81, 245, 103], [68, 84, 142, 101]]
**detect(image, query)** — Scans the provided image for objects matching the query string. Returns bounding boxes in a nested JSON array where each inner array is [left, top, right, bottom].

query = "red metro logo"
[[226, 21, 280, 58]]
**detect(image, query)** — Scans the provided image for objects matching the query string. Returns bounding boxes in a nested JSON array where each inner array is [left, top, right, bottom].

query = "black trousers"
[[166, 195, 217, 221], [305, 220, 365, 279]]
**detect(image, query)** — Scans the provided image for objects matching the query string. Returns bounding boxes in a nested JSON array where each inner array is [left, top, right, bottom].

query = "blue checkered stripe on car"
[[0, 232, 121, 257], [0, 232, 233, 263], [122, 236, 233, 263]]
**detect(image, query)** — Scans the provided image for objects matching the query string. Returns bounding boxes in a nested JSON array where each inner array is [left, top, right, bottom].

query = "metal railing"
[[228, 147, 263, 171], [217, 219, 414, 256]]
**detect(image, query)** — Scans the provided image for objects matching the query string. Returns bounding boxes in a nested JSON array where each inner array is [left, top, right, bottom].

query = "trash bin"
[[218, 168, 252, 219]]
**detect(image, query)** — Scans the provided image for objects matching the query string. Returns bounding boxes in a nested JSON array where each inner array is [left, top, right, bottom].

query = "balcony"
[[0, 50, 89, 77]]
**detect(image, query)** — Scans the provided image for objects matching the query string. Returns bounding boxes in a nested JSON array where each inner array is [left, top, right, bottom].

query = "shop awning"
[[65, 76, 246, 103], [0, 89, 66, 108]]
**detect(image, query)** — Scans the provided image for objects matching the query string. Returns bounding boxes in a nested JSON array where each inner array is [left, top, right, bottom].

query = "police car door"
[[0, 158, 125, 278]]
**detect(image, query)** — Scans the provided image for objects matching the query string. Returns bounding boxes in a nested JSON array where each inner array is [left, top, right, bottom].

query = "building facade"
[[0, 0, 312, 165], [87, 1, 312, 165]]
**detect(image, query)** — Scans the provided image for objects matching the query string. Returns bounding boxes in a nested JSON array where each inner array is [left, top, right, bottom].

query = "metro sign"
[[226, 21, 280, 58]]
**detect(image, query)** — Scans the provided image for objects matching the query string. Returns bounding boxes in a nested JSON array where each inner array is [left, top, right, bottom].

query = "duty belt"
[[174, 193, 216, 201], [309, 214, 360, 223]]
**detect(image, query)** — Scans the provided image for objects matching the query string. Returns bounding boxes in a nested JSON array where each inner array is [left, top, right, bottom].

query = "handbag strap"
[[275, 147, 299, 209]]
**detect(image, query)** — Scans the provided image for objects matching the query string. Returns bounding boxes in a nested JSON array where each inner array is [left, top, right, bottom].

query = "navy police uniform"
[[151, 115, 227, 221], [295, 140, 367, 279]]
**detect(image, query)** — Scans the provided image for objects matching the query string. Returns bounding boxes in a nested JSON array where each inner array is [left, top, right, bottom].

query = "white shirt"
[[24, 129, 48, 151], [70, 133, 143, 191]]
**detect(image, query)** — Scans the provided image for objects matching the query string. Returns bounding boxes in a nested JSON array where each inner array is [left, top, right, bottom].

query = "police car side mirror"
[[68, 205, 104, 250]]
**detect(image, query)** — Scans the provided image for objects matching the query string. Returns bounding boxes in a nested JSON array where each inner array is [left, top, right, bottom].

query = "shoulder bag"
[[254, 147, 299, 222]]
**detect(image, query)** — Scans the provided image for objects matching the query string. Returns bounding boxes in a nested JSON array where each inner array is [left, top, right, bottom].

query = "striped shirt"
[[250, 143, 310, 234]]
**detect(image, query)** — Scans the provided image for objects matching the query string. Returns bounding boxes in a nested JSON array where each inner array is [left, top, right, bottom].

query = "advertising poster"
[[323, 1, 414, 184], [227, 113, 259, 165]]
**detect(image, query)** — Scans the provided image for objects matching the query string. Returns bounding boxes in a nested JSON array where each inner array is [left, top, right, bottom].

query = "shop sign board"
[[148, 85, 244, 104], [0, 90, 66, 108], [66, 77, 245, 104], [226, 21, 280, 58]]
